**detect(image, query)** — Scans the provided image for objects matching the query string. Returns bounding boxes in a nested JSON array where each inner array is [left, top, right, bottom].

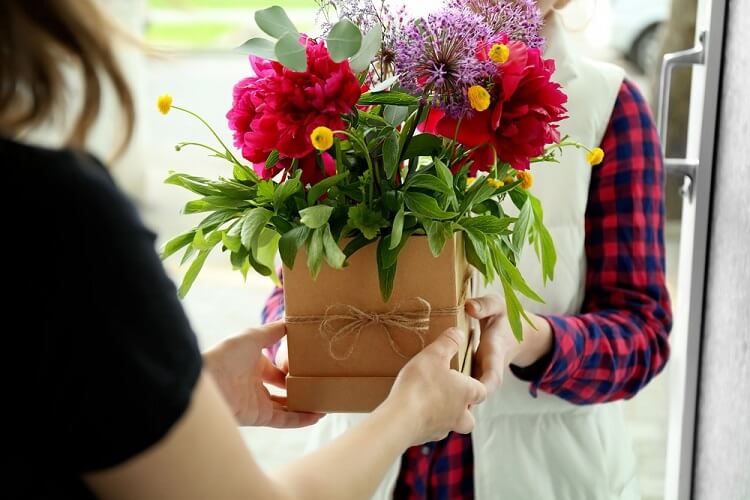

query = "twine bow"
[[285, 273, 473, 361]]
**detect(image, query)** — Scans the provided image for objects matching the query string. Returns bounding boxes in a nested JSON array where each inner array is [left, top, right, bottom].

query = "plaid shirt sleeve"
[[261, 271, 285, 361], [512, 79, 674, 405]]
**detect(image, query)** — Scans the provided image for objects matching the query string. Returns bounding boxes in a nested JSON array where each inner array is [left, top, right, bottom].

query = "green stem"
[[176, 142, 225, 157], [172, 105, 240, 165], [398, 100, 425, 164]]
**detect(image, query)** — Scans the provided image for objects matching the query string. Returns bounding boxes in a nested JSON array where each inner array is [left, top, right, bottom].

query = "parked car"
[[609, 0, 672, 73]]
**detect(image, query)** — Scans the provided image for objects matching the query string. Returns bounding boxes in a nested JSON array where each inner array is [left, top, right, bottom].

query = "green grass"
[[149, 0, 316, 9], [147, 22, 238, 46]]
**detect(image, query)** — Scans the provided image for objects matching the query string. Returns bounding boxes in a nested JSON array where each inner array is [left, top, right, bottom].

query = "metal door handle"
[[657, 31, 706, 199]]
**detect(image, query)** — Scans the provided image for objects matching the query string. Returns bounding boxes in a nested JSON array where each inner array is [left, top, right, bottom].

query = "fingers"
[[465, 294, 506, 320], [421, 328, 464, 362], [250, 321, 287, 347], [453, 409, 476, 435], [261, 357, 287, 390], [473, 317, 506, 394], [267, 400, 325, 429]]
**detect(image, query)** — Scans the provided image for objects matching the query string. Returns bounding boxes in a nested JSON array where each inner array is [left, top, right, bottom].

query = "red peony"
[[423, 40, 568, 173], [227, 37, 361, 180]]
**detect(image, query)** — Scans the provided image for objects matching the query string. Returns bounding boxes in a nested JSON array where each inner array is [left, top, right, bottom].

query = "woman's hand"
[[466, 294, 553, 393], [203, 321, 323, 428], [382, 328, 487, 445]]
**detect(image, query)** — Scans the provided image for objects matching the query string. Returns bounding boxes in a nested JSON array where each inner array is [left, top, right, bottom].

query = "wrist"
[[377, 391, 422, 448], [511, 313, 553, 368]]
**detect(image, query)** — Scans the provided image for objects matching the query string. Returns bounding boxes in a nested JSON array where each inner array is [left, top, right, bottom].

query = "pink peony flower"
[[227, 37, 361, 181], [423, 40, 568, 173]]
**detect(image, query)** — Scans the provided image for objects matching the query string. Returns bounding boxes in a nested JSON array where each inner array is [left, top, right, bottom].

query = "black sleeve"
[[46, 152, 203, 472]]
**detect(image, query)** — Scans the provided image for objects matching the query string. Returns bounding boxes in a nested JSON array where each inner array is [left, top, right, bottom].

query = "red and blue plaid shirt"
[[262, 79, 673, 499]]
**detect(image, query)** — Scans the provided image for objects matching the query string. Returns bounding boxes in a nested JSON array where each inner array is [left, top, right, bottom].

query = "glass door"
[[659, 0, 728, 498]]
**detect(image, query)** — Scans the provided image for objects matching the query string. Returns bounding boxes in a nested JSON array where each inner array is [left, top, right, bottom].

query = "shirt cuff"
[[510, 314, 583, 397]]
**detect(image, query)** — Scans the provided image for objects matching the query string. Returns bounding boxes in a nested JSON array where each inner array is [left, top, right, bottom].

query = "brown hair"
[[0, 0, 135, 155]]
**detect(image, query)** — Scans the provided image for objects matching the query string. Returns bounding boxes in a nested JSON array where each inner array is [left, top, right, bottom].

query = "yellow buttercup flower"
[[489, 43, 510, 64], [503, 176, 515, 185], [587, 147, 605, 166], [310, 126, 334, 151], [467, 85, 491, 112], [157, 94, 173, 115], [466, 177, 477, 186], [487, 178, 505, 189], [517, 171, 533, 189]]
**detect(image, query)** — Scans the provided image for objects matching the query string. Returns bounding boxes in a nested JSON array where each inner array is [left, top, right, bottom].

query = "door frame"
[[662, 0, 728, 499]]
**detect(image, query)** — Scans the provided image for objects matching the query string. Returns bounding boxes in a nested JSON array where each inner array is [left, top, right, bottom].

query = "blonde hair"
[[0, 0, 135, 155]]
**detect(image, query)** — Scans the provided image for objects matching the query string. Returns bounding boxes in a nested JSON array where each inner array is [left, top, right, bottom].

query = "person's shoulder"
[[0, 137, 139, 223]]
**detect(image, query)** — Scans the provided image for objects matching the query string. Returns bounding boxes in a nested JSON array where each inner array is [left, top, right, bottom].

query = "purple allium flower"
[[449, 0, 545, 48], [394, 8, 496, 117]]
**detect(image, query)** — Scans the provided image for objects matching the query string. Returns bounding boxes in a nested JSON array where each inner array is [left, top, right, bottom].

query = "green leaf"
[[349, 23, 381, 72], [322, 225, 346, 268], [326, 19, 362, 62], [255, 6, 298, 38], [348, 203, 389, 240], [256, 228, 281, 285], [300, 205, 334, 229], [234, 164, 256, 182], [382, 128, 400, 179], [307, 172, 347, 205], [384, 105, 409, 127], [237, 37, 278, 61], [230, 246, 248, 272], [165, 173, 220, 196], [256, 180, 275, 203], [405, 174, 452, 195], [460, 215, 513, 234], [306, 227, 325, 279], [464, 233, 488, 276], [240, 207, 273, 252], [343, 234, 373, 257], [402, 133, 442, 159], [491, 241, 544, 303], [279, 225, 310, 269], [178, 249, 210, 298], [181, 245, 198, 266], [192, 228, 222, 251], [389, 206, 405, 250], [512, 199, 533, 254], [358, 91, 420, 107], [500, 274, 525, 342], [459, 177, 497, 214], [423, 220, 452, 257], [273, 178, 302, 209], [247, 248, 273, 277], [197, 209, 240, 230], [404, 192, 457, 220], [435, 158, 454, 189], [161, 231, 194, 260], [275, 33, 307, 72], [528, 194, 557, 283], [221, 231, 242, 253], [266, 150, 280, 169]]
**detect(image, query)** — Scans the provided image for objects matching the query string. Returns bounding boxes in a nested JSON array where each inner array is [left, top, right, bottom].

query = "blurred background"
[[87, 1, 697, 498]]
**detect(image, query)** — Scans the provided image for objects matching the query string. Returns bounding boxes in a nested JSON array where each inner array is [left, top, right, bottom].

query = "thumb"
[[249, 321, 287, 347], [421, 328, 464, 363]]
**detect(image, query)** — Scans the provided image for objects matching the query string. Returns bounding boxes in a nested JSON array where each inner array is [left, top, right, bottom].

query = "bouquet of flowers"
[[160, 0, 604, 344]]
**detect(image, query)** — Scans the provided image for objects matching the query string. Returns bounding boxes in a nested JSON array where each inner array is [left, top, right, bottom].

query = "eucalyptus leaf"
[[384, 105, 409, 127], [275, 33, 307, 72], [326, 19, 362, 62], [236, 37, 278, 60], [349, 24, 381, 72], [255, 6, 299, 38], [369, 74, 400, 93]]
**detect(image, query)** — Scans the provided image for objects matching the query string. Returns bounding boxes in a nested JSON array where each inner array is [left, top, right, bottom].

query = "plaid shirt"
[[262, 79, 673, 499]]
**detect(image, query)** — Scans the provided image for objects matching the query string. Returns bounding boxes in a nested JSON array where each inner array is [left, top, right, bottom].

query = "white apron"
[[303, 15, 636, 500]]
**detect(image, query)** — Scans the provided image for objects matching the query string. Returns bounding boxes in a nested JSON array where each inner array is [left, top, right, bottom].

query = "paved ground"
[[134, 8, 677, 497]]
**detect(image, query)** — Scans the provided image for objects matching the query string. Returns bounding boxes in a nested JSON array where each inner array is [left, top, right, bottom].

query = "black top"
[[4, 138, 202, 499]]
